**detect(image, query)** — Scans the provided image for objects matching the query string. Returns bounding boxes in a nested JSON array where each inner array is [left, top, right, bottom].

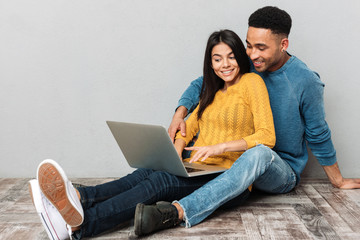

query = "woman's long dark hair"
[[197, 29, 250, 120]]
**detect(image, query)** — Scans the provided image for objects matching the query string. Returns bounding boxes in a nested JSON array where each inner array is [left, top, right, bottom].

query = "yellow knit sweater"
[[176, 73, 275, 169]]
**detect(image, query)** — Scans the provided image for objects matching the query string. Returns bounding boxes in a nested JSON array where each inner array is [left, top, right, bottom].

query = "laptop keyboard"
[[185, 167, 205, 173]]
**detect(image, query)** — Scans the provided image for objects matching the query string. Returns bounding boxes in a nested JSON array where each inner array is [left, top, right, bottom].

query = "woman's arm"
[[186, 139, 248, 163], [242, 74, 276, 149], [174, 138, 186, 159]]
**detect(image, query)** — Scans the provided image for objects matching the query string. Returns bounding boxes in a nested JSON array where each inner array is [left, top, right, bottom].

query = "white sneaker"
[[37, 159, 84, 227], [29, 179, 72, 240]]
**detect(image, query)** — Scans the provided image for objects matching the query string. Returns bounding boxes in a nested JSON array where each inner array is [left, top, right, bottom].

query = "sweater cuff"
[[175, 132, 191, 146], [242, 136, 257, 150], [317, 155, 337, 166], [177, 99, 196, 114]]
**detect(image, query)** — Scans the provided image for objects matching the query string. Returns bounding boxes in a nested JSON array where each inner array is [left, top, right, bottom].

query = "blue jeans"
[[176, 144, 297, 227], [73, 168, 218, 238]]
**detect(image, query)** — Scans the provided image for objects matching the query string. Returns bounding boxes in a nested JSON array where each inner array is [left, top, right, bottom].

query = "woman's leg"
[[77, 168, 155, 210], [75, 170, 216, 238], [176, 145, 296, 227], [132, 144, 296, 235]]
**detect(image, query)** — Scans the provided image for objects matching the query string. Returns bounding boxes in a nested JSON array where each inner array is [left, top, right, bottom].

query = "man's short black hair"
[[248, 6, 292, 36]]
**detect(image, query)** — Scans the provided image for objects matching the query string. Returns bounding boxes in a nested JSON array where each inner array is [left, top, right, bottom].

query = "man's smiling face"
[[246, 27, 286, 72]]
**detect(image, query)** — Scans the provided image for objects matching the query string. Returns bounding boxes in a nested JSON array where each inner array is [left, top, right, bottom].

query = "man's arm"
[[302, 74, 360, 189], [177, 76, 203, 113], [168, 77, 203, 142], [322, 162, 360, 189]]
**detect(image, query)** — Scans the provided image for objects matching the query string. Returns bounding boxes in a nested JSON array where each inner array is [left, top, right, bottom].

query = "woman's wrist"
[[222, 139, 247, 152]]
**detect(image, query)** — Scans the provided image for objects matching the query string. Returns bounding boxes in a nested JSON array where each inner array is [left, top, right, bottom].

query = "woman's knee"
[[134, 168, 154, 176], [240, 144, 274, 165]]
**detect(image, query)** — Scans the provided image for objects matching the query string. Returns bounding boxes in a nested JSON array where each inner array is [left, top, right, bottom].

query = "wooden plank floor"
[[0, 178, 359, 240]]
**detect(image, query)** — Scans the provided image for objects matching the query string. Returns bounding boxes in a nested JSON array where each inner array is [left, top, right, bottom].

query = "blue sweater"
[[178, 56, 337, 183]]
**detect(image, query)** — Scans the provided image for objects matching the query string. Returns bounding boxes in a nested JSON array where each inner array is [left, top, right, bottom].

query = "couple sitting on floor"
[[29, 6, 360, 240]]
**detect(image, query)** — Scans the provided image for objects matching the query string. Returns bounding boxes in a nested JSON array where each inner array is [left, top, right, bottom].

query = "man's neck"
[[267, 52, 291, 73], [277, 52, 291, 70]]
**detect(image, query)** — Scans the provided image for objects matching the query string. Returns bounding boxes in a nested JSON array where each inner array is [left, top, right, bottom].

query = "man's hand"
[[186, 143, 226, 163], [168, 118, 186, 143], [168, 106, 188, 142], [323, 162, 360, 189], [336, 178, 360, 189]]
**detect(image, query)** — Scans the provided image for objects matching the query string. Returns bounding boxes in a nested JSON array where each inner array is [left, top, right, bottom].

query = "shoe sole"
[[37, 160, 83, 227], [29, 180, 62, 240], [29, 181, 36, 206], [134, 203, 145, 236]]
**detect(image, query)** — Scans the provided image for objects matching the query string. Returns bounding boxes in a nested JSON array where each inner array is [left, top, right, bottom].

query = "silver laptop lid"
[[107, 121, 190, 177], [107, 121, 227, 177]]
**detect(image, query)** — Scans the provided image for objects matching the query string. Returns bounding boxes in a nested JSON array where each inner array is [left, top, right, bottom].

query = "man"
[[134, 6, 360, 236]]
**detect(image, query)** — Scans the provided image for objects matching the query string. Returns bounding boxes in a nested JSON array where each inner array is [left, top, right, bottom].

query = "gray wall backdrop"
[[1, 0, 359, 178]]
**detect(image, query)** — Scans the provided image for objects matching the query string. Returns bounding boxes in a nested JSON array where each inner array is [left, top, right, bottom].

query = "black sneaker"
[[134, 201, 181, 236]]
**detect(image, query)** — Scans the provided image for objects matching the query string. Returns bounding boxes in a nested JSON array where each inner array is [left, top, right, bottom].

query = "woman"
[[30, 29, 275, 239], [134, 29, 276, 235], [173, 30, 275, 169]]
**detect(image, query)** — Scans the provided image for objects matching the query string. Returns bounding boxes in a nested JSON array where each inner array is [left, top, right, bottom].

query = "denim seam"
[[270, 163, 296, 193], [281, 173, 296, 193], [281, 162, 296, 192], [289, 172, 297, 190]]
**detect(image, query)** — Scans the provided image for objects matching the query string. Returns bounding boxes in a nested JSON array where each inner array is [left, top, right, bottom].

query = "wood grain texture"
[[0, 178, 359, 240]]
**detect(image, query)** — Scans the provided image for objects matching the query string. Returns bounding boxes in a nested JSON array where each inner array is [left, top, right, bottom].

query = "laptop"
[[106, 121, 227, 177]]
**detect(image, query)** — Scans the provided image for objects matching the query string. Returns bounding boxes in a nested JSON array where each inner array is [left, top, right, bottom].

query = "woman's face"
[[211, 42, 241, 88]]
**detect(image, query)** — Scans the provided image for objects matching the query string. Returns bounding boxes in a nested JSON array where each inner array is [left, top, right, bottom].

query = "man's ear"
[[281, 38, 289, 52]]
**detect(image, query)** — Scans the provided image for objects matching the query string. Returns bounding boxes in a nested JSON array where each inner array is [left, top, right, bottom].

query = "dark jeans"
[[73, 169, 223, 238]]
